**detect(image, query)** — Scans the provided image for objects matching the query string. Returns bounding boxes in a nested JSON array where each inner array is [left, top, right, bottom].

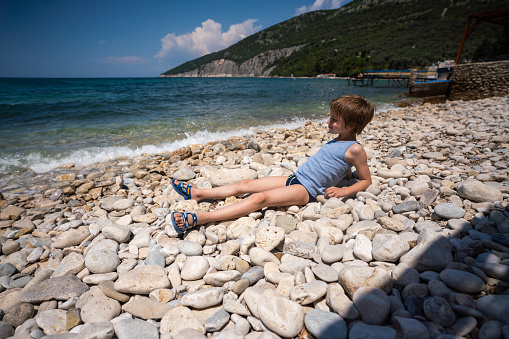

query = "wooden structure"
[[455, 7, 509, 65], [347, 70, 437, 88]]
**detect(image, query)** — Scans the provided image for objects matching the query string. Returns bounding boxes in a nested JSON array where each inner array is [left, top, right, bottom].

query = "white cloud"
[[103, 56, 146, 64], [295, 0, 347, 15], [154, 19, 261, 59]]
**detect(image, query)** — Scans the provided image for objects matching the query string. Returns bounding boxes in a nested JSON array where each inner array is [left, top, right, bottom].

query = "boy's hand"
[[324, 187, 349, 198]]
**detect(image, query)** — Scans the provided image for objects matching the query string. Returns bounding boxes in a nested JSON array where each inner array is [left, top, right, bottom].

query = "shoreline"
[[0, 94, 508, 337]]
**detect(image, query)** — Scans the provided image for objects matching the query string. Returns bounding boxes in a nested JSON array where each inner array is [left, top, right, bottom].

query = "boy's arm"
[[324, 143, 372, 198]]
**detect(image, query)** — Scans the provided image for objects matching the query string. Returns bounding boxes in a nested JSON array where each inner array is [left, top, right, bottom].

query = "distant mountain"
[[160, 0, 507, 77]]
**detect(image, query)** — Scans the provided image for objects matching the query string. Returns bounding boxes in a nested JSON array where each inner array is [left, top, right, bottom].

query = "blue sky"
[[0, 0, 351, 78]]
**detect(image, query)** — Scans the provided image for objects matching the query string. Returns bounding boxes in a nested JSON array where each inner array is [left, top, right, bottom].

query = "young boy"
[[170, 94, 375, 234]]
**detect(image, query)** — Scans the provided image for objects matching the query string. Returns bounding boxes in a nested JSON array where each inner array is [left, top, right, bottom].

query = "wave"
[[0, 117, 316, 178]]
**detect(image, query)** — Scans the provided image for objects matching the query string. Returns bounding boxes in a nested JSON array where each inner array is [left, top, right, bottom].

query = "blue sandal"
[[170, 211, 198, 235], [171, 179, 192, 200]]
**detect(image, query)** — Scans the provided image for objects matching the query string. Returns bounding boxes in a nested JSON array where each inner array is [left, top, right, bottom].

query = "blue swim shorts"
[[286, 174, 316, 203]]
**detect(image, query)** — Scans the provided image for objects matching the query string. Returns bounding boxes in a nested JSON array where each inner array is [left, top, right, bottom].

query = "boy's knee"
[[237, 179, 254, 189], [248, 192, 267, 206]]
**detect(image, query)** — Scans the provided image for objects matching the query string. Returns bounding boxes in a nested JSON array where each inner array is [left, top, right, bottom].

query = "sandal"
[[170, 211, 198, 235], [171, 179, 192, 200]]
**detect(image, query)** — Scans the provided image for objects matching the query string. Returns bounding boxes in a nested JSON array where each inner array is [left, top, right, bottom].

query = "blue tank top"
[[295, 140, 359, 198]]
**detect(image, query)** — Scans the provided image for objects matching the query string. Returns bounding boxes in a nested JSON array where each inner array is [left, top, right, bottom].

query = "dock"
[[347, 70, 438, 88]]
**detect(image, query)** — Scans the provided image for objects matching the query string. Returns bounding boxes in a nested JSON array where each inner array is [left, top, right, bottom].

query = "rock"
[[456, 180, 503, 202], [439, 269, 485, 293], [338, 266, 392, 297], [249, 247, 280, 267], [102, 225, 131, 243], [241, 266, 265, 285], [372, 234, 410, 262], [477, 295, 509, 325], [160, 307, 205, 337], [51, 252, 85, 277], [204, 270, 241, 286], [0, 321, 14, 339], [181, 287, 223, 309], [434, 203, 466, 219], [349, 322, 397, 339], [98, 280, 130, 303], [377, 216, 405, 232], [289, 280, 328, 305], [276, 215, 297, 234], [52, 229, 90, 249], [177, 240, 203, 256], [311, 264, 338, 283], [392, 316, 429, 339], [353, 234, 373, 262], [181, 256, 210, 280], [0, 205, 25, 220], [81, 295, 121, 323], [21, 275, 89, 303], [283, 241, 318, 259], [321, 244, 344, 264], [279, 255, 312, 274], [114, 265, 170, 294], [399, 230, 453, 272], [304, 309, 347, 339], [393, 201, 423, 214], [78, 321, 115, 339], [204, 309, 230, 332], [113, 198, 134, 210], [255, 226, 285, 251], [423, 296, 456, 327], [35, 309, 67, 335], [227, 217, 256, 239], [2, 302, 34, 328], [326, 284, 359, 319], [85, 249, 120, 274], [353, 286, 390, 325], [122, 296, 171, 319], [258, 296, 304, 338], [114, 319, 159, 339], [174, 328, 208, 339], [209, 168, 257, 187]]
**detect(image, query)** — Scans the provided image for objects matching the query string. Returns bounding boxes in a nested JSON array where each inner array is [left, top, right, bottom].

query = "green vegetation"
[[162, 0, 508, 77]]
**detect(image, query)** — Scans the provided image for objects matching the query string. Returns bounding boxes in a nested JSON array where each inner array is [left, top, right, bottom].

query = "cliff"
[[158, 46, 303, 77]]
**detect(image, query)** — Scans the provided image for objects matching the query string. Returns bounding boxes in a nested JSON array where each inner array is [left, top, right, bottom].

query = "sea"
[[0, 77, 407, 183]]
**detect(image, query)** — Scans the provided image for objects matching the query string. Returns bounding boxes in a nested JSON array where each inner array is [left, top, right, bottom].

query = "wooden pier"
[[347, 70, 438, 88]]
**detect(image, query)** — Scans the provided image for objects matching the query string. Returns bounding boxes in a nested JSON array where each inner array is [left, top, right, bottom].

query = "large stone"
[[114, 319, 159, 339], [476, 295, 509, 325], [85, 249, 120, 274], [423, 296, 456, 327], [372, 234, 410, 262], [122, 296, 171, 319], [439, 269, 485, 293], [399, 230, 453, 272], [289, 280, 328, 305], [181, 287, 224, 309], [326, 284, 359, 320], [227, 217, 257, 239], [209, 168, 257, 187], [203, 270, 241, 286], [181, 256, 210, 281], [160, 307, 205, 336], [35, 309, 67, 335], [258, 296, 304, 338], [338, 266, 392, 297], [349, 322, 397, 339], [114, 265, 170, 294], [353, 286, 390, 325], [434, 203, 466, 219], [456, 180, 503, 202], [21, 275, 89, 303], [304, 309, 347, 339], [255, 226, 285, 251], [81, 295, 121, 323], [52, 229, 90, 249]]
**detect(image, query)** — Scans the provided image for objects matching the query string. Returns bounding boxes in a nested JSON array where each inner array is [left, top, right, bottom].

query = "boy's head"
[[329, 95, 375, 135]]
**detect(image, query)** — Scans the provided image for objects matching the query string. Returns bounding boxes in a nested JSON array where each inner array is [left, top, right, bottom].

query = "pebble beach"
[[0, 95, 508, 339]]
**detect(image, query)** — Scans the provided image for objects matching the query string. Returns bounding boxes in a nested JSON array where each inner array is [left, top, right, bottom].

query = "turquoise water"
[[0, 77, 406, 177]]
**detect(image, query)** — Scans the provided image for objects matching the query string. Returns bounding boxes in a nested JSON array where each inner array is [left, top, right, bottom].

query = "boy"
[[170, 94, 375, 234]]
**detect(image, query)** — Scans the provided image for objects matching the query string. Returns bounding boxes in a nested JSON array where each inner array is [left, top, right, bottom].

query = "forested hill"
[[161, 0, 507, 77]]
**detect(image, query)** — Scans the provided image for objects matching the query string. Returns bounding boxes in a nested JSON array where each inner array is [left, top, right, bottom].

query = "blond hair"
[[329, 95, 375, 134]]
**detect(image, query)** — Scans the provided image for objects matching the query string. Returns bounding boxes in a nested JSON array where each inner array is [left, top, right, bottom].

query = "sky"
[[0, 0, 351, 78]]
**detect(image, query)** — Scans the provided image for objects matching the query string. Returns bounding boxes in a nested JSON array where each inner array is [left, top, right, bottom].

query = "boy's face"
[[328, 114, 355, 135]]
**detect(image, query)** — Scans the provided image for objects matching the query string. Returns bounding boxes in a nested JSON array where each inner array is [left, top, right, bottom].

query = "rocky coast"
[[0, 95, 508, 339]]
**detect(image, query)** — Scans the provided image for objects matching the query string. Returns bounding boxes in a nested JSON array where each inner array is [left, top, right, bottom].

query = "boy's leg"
[[174, 176, 288, 201], [173, 184, 309, 227]]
